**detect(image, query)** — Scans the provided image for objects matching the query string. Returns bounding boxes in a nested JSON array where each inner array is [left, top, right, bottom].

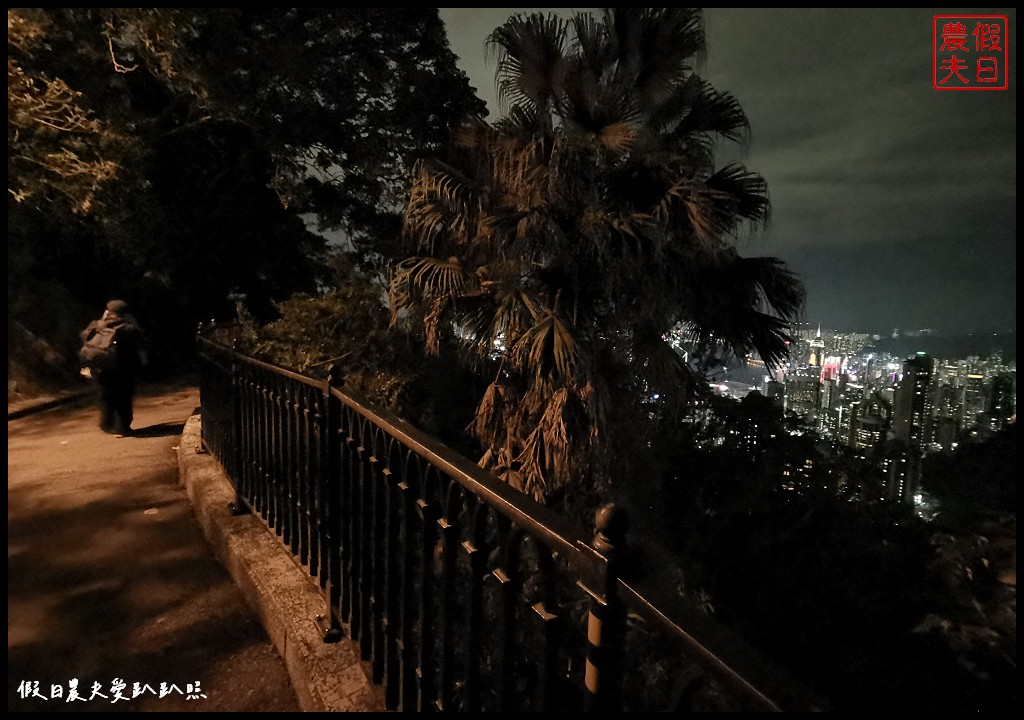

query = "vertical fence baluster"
[[228, 347, 244, 513], [281, 385, 292, 547], [275, 383, 286, 538], [341, 408, 358, 629], [309, 387, 323, 580], [266, 384, 275, 528], [416, 467, 440, 711], [462, 501, 487, 712], [398, 455, 419, 712], [264, 389, 276, 524], [239, 374, 250, 506], [291, 386, 302, 558], [530, 546, 562, 711], [300, 392, 311, 567], [356, 420, 373, 653], [267, 382, 277, 529], [368, 431, 387, 684], [247, 375, 258, 509], [382, 443, 405, 710], [325, 387, 344, 632], [284, 383, 294, 543], [291, 385, 302, 556], [491, 520, 519, 711], [435, 484, 461, 711]]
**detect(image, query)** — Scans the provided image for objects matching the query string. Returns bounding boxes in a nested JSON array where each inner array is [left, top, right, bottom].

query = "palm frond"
[[651, 175, 727, 247], [704, 163, 770, 227], [669, 77, 750, 146], [684, 179, 734, 245], [596, 120, 636, 153], [524, 389, 568, 497], [404, 161, 482, 250], [686, 305, 795, 372], [654, 164, 769, 245], [487, 12, 570, 121], [388, 256, 480, 328], [423, 296, 448, 355], [491, 104, 543, 137], [499, 135, 550, 210], [510, 310, 578, 384], [643, 79, 697, 140], [605, 8, 706, 105], [580, 208, 655, 258], [454, 116, 499, 151], [735, 311, 795, 371], [470, 381, 508, 446], [514, 387, 590, 500], [409, 255, 478, 297], [460, 268, 539, 360], [735, 256, 806, 320], [560, 54, 639, 146], [568, 12, 610, 75], [632, 328, 702, 404]]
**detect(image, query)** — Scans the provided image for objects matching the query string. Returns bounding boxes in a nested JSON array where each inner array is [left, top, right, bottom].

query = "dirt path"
[[8, 382, 301, 712]]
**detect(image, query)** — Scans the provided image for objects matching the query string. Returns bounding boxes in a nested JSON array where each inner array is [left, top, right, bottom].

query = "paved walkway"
[[7, 382, 301, 712]]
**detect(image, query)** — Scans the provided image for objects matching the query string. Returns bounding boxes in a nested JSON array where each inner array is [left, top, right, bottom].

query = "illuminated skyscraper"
[[890, 353, 934, 504], [808, 325, 825, 368], [985, 373, 1016, 431], [893, 353, 935, 446], [962, 373, 986, 428], [851, 391, 891, 451], [930, 384, 963, 449], [786, 366, 823, 427]]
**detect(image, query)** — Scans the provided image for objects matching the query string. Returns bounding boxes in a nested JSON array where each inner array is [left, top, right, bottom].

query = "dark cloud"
[[441, 8, 1016, 334]]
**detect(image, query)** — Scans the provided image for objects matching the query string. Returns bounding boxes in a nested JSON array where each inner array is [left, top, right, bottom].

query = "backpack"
[[79, 324, 121, 371]]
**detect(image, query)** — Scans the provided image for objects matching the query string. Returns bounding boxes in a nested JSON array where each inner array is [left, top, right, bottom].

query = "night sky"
[[439, 8, 1017, 336]]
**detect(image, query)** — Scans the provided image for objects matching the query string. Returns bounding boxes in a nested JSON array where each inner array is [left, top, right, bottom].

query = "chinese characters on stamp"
[[934, 15, 1009, 90]]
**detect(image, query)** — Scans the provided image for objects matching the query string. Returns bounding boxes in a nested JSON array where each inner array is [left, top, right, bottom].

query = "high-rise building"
[[932, 416, 958, 450], [882, 446, 912, 504], [985, 373, 1016, 431], [786, 366, 823, 427], [851, 391, 891, 451], [962, 373, 986, 429], [890, 354, 934, 504], [821, 356, 843, 383], [837, 377, 864, 445], [763, 379, 785, 407], [893, 354, 935, 446], [930, 384, 963, 448], [941, 360, 961, 387], [818, 375, 841, 439], [808, 325, 825, 368]]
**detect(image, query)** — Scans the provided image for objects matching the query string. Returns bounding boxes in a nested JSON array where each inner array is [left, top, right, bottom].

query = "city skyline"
[[439, 8, 1017, 336]]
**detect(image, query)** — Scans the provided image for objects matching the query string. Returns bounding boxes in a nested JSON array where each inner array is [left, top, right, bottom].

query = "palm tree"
[[390, 8, 804, 503]]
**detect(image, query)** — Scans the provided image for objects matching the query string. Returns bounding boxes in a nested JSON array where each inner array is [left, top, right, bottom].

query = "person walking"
[[79, 299, 147, 436]]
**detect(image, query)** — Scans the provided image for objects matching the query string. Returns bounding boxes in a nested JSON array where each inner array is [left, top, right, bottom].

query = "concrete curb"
[[177, 413, 385, 713]]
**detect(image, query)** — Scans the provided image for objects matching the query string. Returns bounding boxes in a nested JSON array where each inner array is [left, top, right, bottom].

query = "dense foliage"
[[9, 8, 484, 372], [228, 277, 484, 452]]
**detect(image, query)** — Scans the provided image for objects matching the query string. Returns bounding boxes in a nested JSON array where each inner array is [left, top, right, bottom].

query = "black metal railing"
[[197, 330, 824, 712]]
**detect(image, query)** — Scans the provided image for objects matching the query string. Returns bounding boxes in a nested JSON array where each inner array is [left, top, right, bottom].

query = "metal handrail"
[[196, 327, 824, 712]]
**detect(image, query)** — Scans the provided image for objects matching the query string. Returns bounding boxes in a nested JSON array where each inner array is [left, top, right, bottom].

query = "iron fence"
[[197, 330, 823, 712]]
